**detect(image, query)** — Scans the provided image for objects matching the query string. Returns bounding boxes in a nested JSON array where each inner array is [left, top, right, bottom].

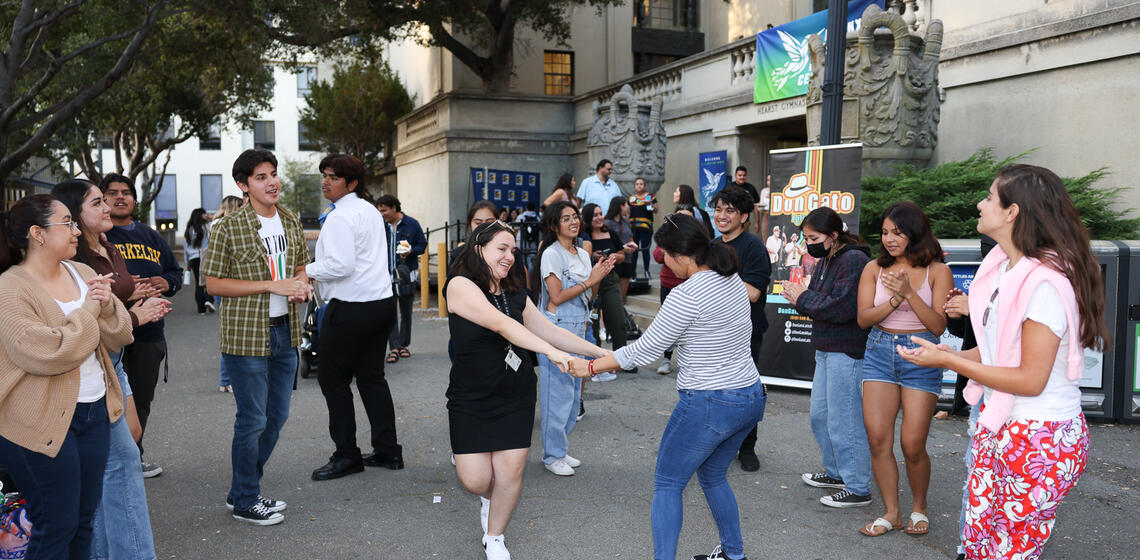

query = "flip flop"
[[398, 348, 411, 358], [386, 350, 400, 363], [859, 517, 901, 537], [905, 512, 930, 535]]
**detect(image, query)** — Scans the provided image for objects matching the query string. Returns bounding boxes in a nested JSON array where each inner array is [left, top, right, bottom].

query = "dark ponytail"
[[0, 194, 57, 274], [801, 207, 864, 246], [654, 213, 740, 277]]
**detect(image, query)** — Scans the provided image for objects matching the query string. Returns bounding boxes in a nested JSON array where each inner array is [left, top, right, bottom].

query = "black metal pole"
[[819, 0, 849, 146]]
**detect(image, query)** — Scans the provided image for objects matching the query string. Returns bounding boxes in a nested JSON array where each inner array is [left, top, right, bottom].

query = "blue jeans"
[[0, 398, 110, 560], [224, 323, 296, 510], [862, 328, 943, 395], [91, 351, 156, 560], [652, 381, 766, 560], [539, 310, 588, 464], [809, 351, 872, 496]]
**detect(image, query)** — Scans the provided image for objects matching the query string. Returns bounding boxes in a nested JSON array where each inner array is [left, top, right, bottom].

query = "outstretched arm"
[[446, 277, 573, 371]]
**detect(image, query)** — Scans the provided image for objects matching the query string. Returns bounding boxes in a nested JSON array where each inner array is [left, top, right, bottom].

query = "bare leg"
[[863, 381, 902, 529], [454, 452, 494, 497], [485, 448, 528, 535], [900, 388, 937, 523]]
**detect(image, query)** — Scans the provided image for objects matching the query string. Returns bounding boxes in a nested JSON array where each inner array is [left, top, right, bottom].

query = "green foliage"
[[278, 158, 323, 219], [860, 149, 1140, 245], [298, 61, 413, 184]]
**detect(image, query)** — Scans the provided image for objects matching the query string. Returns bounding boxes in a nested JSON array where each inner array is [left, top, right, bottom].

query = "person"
[[899, 165, 1105, 559], [765, 226, 785, 281], [710, 185, 771, 473], [507, 209, 520, 222], [778, 207, 874, 509], [534, 202, 617, 476], [51, 180, 170, 560], [209, 195, 244, 393], [517, 202, 538, 223], [731, 166, 761, 231], [673, 184, 712, 237], [184, 208, 213, 315], [783, 233, 804, 274], [203, 148, 312, 526], [604, 196, 639, 298], [0, 194, 134, 559], [543, 173, 579, 208], [576, 159, 622, 210], [580, 203, 632, 374], [568, 212, 767, 560], [758, 174, 771, 235], [101, 173, 183, 479], [376, 194, 427, 364], [628, 177, 655, 280], [652, 204, 695, 375], [854, 201, 952, 537], [497, 208, 510, 222], [305, 154, 403, 481], [446, 220, 607, 560]]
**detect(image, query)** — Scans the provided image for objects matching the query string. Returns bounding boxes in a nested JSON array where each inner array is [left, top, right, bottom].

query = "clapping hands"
[[881, 269, 913, 299], [128, 275, 162, 301], [130, 297, 172, 324], [86, 273, 113, 305], [944, 288, 968, 318]]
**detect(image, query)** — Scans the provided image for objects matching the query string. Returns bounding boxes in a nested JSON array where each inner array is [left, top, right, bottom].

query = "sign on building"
[[470, 168, 540, 212]]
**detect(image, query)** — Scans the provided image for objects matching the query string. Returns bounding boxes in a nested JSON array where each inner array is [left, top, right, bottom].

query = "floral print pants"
[[964, 414, 1089, 559]]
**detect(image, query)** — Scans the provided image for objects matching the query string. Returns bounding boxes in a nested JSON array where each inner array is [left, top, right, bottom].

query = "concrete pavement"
[[141, 289, 1139, 559]]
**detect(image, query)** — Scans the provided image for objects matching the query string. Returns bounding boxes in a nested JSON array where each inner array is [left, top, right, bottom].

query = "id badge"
[[504, 348, 521, 372]]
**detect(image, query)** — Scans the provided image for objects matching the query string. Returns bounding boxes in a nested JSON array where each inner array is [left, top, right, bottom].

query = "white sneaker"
[[656, 359, 672, 375], [450, 453, 456, 466], [544, 458, 575, 476], [590, 371, 617, 382], [479, 496, 490, 534], [482, 533, 511, 560], [563, 455, 581, 468], [599, 327, 610, 341]]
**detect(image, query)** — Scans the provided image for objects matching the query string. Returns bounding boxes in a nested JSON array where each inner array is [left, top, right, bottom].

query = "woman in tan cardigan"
[[0, 194, 133, 559]]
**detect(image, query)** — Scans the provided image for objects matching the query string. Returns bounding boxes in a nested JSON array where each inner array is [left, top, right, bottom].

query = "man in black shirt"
[[733, 166, 761, 232], [711, 185, 771, 472]]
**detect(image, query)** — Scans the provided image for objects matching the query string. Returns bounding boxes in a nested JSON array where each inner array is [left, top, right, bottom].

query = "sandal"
[[859, 517, 901, 537], [386, 350, 400, 363], [905, 512, 930, 535], [398, 348, 411, 358]]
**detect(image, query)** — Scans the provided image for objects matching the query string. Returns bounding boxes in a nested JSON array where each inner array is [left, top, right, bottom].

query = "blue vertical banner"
[[471, 168, 540, 211], [697, 151, 728, 212]]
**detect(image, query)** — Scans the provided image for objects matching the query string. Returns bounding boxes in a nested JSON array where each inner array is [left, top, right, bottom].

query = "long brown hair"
[[875, 201, 943, 268], [995, 164, 1110, 351]]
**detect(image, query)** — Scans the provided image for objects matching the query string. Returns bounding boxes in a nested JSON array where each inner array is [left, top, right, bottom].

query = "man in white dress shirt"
[[306, 153, 403, 481]]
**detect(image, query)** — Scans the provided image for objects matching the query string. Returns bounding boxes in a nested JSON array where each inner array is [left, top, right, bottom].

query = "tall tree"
[[0, 0, 175, 194], [213, 0, 623, 94]]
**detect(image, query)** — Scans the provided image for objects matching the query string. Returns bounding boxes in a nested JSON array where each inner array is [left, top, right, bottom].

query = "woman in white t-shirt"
[[533, 201, 615, 477], [898, 164, 1108, 559]]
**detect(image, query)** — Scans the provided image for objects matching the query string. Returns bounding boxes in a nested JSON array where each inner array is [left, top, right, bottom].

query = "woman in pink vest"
[[899, 164, 1107, 559]]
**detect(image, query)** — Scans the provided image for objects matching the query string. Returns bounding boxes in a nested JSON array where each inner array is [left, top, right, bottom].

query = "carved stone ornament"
[[587, 84, 667, 195], [805, 4, 943, 176]]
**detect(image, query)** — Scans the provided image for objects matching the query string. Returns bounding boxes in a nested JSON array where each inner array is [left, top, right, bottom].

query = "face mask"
[[806, 241, 829, 259]]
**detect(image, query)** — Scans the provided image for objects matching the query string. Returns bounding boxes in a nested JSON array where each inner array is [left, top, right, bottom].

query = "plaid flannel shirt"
[[794, 245, 871, 358], [202, 204, 310, 356]]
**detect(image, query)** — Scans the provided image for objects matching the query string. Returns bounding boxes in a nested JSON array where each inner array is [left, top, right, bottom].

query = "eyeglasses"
[[982, 288, 999, 327], [44, 221, 80, 231], [559, 215, 578, 224]]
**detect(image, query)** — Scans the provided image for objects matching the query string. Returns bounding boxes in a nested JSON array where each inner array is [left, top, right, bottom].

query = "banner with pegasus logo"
[[753, 0, 884, 104]]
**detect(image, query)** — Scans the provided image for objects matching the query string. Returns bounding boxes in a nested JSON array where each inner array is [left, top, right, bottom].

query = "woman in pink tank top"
[[855, 201, 952, 537]]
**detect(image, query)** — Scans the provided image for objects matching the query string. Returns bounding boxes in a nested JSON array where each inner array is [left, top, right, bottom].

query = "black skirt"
[[449, 403, 535, 454]]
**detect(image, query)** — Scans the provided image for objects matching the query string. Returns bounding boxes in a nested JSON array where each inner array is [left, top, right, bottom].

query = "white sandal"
[[859, 516, 901, 537], [905, 511, 930, 535]]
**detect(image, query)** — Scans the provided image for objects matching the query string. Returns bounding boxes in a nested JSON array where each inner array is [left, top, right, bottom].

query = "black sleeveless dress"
[[445, 275, 537, 454]]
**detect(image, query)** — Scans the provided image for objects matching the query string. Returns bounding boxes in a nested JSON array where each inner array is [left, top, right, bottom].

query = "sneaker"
[[692, 544, 746, 560], [544, 458, 574, 476], [620, 367, 638, 374], [590, 371, 617, 382], [563, 454, 581, 468], [226, 495, 287, 513], [599, 328, 610, 341], [219, 385, 227, 392], [801, 472, 845, 489], [232, 501, 284, 526], [141, 461, 162, 478], [205, 301, 216, 313], [820, 489, 872, 508], [482, 533, 511, 560], [479, 496, 490, 534], [656, 359, 672, 375], [577, 401, 585, 421]]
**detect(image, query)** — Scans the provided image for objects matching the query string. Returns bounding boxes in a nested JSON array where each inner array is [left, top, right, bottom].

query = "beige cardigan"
[[0, 261, 134, 457]]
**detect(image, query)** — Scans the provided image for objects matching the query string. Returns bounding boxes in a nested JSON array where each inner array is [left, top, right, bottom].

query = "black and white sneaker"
[[801, 472, 844, 489], [231, 502, 284, 526], [692, 544, 746, 560], [820, 489, 873, 508], [140, 461, 163, 479], [226, 495, 287, 513]]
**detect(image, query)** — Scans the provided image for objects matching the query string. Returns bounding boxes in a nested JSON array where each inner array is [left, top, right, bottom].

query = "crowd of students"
[[0, 149, 1105, 560]]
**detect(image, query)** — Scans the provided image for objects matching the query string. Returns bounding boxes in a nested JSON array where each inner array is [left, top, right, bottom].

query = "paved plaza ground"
[[142, 289, 1139, 559]]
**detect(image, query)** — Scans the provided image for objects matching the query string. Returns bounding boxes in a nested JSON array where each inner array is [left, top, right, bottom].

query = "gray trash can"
[[1116, 241, 1140, 423]]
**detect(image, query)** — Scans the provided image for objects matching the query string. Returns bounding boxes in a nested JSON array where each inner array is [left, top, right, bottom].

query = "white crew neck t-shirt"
[[56, 262, 106, 403], [256, 211, 289, 318]]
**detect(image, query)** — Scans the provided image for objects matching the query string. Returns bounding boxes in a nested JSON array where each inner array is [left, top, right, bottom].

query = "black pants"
[[660, 286, 673, 359], [320, 297, 400, 460], [189, 257, 209, 313], [122, 339, 166, 457], [387, 292, 414, 350], [739, 331, 765, 454]]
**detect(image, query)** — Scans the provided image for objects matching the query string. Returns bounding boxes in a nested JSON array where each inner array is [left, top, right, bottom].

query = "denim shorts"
[[861, 327, 942, 395]]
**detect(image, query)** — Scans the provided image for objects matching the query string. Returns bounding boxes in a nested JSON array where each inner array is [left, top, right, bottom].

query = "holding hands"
[[944, 288, 968, 318], [567, 358, 593, 378], [545, 349, 574, 373], [270, 275, 311, 301]]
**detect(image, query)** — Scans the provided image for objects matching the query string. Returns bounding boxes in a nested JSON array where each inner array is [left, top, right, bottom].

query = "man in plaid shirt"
[[203, 149, 311, 526]]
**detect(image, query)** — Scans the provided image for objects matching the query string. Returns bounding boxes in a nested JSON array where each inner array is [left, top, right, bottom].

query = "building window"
[[200, 174, 222, 212], [543, 51, 574, 96], [198, 123, 221, 150], [154, 174, 177, 221], [298, 122, 318, 151], [296, 66, 317, 97], [636, 0, 698, 31], [253, 120, 275, 150]]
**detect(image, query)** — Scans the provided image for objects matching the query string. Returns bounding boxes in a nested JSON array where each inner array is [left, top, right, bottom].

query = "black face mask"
[[806, 241, 829, 259]]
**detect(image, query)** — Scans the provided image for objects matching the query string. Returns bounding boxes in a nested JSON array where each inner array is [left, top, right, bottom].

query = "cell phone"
[[599, 248, 614, 256]]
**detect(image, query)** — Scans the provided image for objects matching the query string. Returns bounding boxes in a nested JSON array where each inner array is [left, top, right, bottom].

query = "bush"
[[859, 148, 1140, 245]]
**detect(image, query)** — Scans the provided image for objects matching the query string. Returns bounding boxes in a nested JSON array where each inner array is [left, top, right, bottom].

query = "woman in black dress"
[[446, 220, 609, 559]]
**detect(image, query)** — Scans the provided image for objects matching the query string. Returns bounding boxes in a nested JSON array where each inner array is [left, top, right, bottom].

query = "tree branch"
[[426, 19, 489, 80]]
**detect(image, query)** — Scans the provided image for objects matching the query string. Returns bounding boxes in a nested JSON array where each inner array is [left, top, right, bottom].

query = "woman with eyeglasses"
[[568, 212, 766, 560], [898, 165, 1104, 559], [0, 194, 134, 559], [446, 218, 608, 559]]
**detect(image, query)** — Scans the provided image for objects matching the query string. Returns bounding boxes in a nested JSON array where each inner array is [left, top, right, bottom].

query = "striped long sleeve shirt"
[[615, 270, 760, 391]]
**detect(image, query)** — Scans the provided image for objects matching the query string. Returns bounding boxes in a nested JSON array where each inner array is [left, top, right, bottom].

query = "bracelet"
[[588, 359, 597, 376], [889, 296, 901, 309]]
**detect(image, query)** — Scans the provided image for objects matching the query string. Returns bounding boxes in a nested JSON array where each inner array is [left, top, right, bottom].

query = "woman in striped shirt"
[[570, 213, 766, 560]]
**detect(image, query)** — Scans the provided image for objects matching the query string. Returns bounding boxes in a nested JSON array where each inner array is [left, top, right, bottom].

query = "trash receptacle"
[[1116, 241, 1140, 423], [936, 240, 984, 405], [1082, 241, 1126, 420]]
